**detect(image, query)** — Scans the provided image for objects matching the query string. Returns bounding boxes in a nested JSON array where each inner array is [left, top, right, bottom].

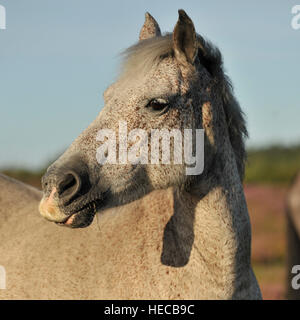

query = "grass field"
[[245, 145, 300, 185]]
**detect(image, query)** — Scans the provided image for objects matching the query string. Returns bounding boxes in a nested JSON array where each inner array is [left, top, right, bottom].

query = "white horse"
[[0, 10, 261, 299]]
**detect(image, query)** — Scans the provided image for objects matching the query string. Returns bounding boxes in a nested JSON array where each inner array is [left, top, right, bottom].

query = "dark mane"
[[196, 35, 248, 179], [122, 34, 248, 179]]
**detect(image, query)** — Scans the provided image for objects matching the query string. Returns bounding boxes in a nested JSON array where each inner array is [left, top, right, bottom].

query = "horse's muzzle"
[[39, 157, 98, 228]]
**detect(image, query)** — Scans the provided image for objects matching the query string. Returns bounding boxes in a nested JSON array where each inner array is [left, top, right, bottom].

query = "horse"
[[0, 10, 261, 299], [286, 172, 300, 299]]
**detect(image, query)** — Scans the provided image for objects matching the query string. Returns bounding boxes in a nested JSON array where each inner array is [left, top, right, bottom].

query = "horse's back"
[[0, 173, 42, 199], [0, 174, 42, 236]]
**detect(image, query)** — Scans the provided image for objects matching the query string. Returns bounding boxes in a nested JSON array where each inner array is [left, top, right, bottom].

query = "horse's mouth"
[[56, 199, 102, 228]]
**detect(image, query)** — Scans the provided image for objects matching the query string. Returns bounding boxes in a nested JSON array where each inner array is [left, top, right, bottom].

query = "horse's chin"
[[39, 195, 98, 228], [39, 185, 109, 228], [55, 208, 96, 228]]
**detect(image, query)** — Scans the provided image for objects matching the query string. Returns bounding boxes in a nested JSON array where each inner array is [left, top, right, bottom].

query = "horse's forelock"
[[120, 33, 174, 79]]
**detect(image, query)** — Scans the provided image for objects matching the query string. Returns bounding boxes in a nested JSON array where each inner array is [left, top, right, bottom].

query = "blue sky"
[[0, 0, 299, 169]]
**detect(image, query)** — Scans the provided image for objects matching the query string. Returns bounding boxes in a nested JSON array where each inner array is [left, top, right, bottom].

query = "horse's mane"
[[122, 34, 248, 180]]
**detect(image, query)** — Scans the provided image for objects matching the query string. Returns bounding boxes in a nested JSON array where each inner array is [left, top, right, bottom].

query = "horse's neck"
[[186, 97, 253, 296], [189, 146, 252, 296], [194, 185, 250, 290]]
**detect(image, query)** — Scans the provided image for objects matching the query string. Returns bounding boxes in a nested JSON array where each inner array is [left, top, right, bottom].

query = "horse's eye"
[[147, 99, 169, 112]]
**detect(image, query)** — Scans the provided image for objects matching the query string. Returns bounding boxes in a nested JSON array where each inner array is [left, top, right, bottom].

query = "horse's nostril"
[[59, 173, 75, 193], [57, 171, 82, 203]]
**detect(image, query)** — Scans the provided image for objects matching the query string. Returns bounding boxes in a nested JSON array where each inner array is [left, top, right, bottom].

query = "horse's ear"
[[173, 10, 198, 66], [139, 12, 161, 41]]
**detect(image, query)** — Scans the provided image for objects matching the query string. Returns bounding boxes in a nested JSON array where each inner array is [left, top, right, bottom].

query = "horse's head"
[[39, 10, 247, 228]]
